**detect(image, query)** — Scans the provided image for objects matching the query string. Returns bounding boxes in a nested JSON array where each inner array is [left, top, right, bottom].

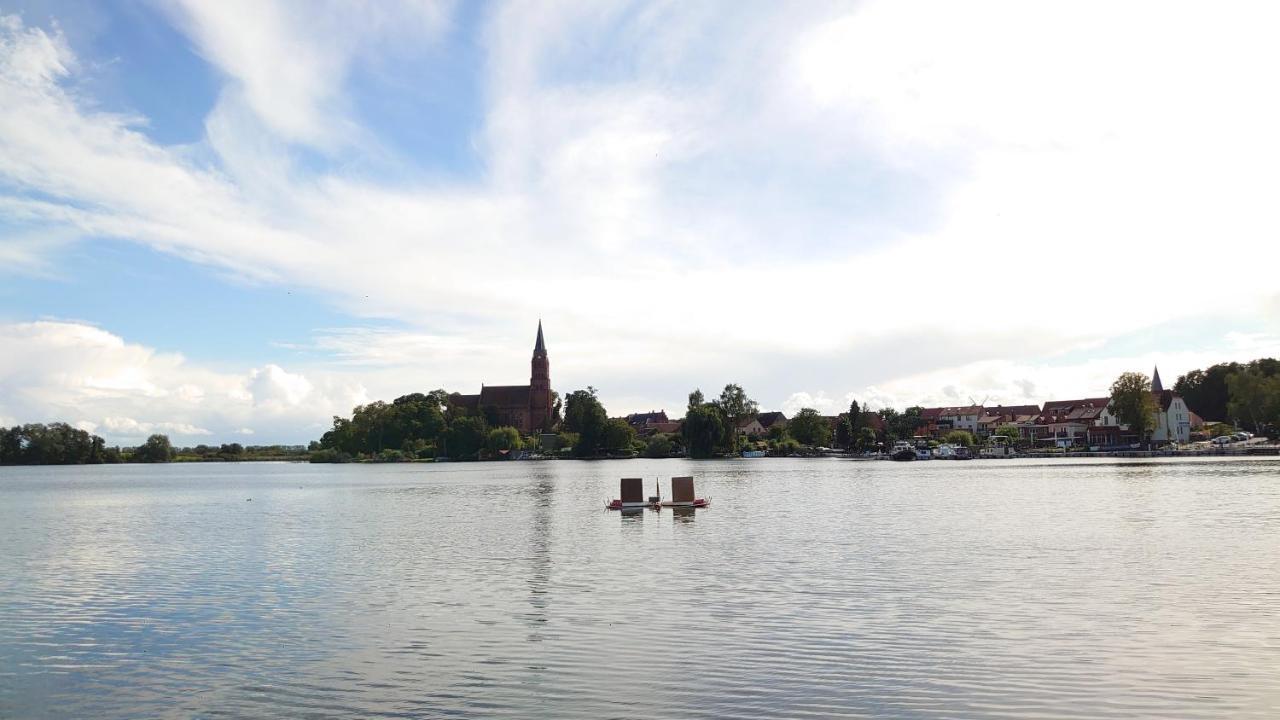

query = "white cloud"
[[782, 391, 836, 417], [2, 4, 1280, 432], [0, 321, 369, 444], [101, 417, 212, 437], [164, 0, 450, 147]]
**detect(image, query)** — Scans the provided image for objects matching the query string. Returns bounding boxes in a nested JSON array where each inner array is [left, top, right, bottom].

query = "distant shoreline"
[[4, 443, 1276, 468]]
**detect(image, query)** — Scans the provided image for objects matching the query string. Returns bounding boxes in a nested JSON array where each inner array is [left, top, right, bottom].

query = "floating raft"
[[659, 476, 709, 508], [606, 477, 658, 510]]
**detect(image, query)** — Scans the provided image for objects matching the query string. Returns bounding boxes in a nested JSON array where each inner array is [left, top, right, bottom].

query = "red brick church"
[[448, 321, 554, 433]]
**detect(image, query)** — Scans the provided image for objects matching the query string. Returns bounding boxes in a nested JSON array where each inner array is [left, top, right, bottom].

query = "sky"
[[2, 0, 1280, 445]]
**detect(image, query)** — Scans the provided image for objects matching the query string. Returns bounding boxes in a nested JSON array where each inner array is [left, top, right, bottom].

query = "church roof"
[[448, 393, 480, 411], [1152, 365, 1164, 393], [479, 385, 531, 408], [534, 320, 546, 354]]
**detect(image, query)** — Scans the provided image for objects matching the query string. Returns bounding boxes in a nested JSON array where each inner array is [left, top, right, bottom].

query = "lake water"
[[2, 457, 1279, 718]]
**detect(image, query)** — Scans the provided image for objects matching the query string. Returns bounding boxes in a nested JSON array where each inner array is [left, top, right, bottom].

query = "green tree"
[[771, 437, 802, 456], [133, 434, 174, 463], [847, 399, 864, 434], [683, 403, 725, 459], [835, 399, 864, 449], [854, 426, 878, 452], [1174, 359, 1279, 421], [443, 416, 488, 460], [878, 408, 900, 441], [994, 425, 1021, 443], [643, 434, 675, 458], [788, 408, 833, 447], [0, 423, 119, 465], [555, 432, 579, 454], [563, 387, 609, 457], [602, 418, 635, 454], [835, 417, 853, 449], [485, 426, 523, 458], [687, 388, 705, 411], [942, 430, 975, 447], [1109, 372, 1157, 447], [1226, 368, 1280, 434], [880, 406, 923, 442], [392, 393, 447, 445], [717, 383, 758, 429], [767, 423, 788, 442], [550, 390, 563, 427]]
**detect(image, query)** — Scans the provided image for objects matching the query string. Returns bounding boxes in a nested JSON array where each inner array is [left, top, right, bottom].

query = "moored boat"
[[890, 440, 915, 461]]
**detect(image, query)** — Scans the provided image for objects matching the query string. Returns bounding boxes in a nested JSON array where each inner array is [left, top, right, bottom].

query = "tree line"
[[681, 384, 889, 458], [1174, 358, 1279, 435], [0, 424, 175, 465], [316, 390, 502, 462]]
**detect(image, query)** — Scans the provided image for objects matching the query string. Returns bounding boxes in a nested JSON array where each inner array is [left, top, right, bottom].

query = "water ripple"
[[2, 457, 1280, 718]]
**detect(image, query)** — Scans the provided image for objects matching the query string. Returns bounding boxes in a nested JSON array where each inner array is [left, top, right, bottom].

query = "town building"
[[448, 321, 554, 434], [978, 405, 1042, 438], [757, 412, 788, 432], [627, 410, 670, 428], [917, 405, 986, 438], [737, 411, 787, 438]]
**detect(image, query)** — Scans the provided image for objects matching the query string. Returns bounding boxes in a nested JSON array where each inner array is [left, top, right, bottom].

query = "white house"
[[1095, 366, 1192, 445], [938, 405, 984, 434]]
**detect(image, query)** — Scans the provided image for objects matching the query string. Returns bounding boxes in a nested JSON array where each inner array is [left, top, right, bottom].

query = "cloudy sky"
[[2, 1, 1279, 444]]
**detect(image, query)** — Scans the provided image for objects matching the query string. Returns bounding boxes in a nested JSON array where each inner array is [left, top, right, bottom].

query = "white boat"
[[742, 450, 766, 458], [934, 443, 957, 459], [890, 440, 915, 461], [914, 441, 933, 460]]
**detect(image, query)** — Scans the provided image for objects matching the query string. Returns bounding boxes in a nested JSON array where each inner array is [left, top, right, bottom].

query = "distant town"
[[2, 323, 1277, 465]]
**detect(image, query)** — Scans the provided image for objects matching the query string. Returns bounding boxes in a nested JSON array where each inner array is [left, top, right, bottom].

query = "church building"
[[448, 322, 554, 434]]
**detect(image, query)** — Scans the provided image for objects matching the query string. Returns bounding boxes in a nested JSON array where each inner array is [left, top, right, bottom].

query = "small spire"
[[1152, 365, 1164, 394], [534, 320, 546, 354]]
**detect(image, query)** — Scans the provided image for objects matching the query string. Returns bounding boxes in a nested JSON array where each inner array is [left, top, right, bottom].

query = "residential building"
[[626, 410, 669, 428]]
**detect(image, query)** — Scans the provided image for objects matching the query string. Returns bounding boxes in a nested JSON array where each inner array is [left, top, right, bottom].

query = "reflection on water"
[[670, 506, 698, 523], [3, 457, 1280, 719]]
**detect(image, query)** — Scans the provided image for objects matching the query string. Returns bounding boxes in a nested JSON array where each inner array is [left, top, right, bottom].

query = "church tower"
[[529, 320, 552, 431], [1152, 365, 1164, 394]]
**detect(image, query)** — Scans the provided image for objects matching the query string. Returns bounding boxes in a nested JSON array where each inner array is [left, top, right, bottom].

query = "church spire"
[[1152, 365, 1164, 394], [534, 319, 546, 354]]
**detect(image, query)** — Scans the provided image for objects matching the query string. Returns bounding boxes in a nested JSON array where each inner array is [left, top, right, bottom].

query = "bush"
[[770, 438, 803, 456], [644, 434, 674, 458], [309, 448, 351, 463], [485, 426, 523, 458], [132, 434, 175, 463]]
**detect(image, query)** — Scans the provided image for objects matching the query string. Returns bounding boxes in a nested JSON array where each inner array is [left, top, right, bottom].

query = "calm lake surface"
[[2, 457, 1279, 718]]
